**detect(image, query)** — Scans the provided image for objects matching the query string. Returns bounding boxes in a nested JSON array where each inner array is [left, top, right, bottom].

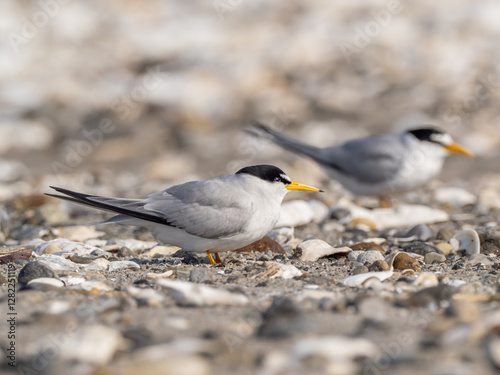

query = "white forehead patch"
[[430, 132, 452, 146], [280, 173, 292, 183]]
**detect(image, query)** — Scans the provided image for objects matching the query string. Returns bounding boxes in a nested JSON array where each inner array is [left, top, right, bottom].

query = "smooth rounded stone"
[[268, 227, 294, 245], [368, 260, 390, 272], [450, 229, 481, 255], [475, 225, 500, 253], [256, 262, 303, 279], [126, 286, 164, 306], [413, 272, 439, 288], [436, 242, 454, 256], [27, 277, 65, 290], [479, 188, 500, 211], [108, 260, 140, 272], [117, 247, 135, 258], [291, 335, 379, 361], [275, 200, 317, 228], [57, 325, 123, 365], [58, 226, 105, 242], [189, 267, 212, 283], [392, 224, 433, 242], [409, 284, 457, 307], [351, 265, 369, 275], [18, 260, 59, 285], [85, 258, 111, 272], [68, 253, 104, 264], [0, 246, 33, 264], [402, 241, 443, 256], [342, 271, 394, 287], [356, 251, 385, 265], [257, 296, 312, 339], [385, 252, 421, 272], [295, 239, 351, 262], [350, 242, 384, 252], [424, 252, 447, 264], [468, 254, 494, 266], [434, 187, 477, 207], [35, 239, 101, 256], [157, 279, 248, 307]]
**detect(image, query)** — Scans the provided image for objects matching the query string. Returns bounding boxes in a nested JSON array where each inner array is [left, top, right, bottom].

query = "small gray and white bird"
[[47, 165, 321, 264], [248, 123, 474, 205]]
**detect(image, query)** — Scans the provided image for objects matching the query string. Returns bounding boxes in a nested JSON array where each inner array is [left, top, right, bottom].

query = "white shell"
[[297, 239, 351, 262], [255, 261, 303, 279], [342, 271, 394, 287], [27, 277, 65, 290], [449, 229, 481, 255]]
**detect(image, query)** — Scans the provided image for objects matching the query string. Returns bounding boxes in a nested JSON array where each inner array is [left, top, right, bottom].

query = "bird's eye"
[[274, 177, 281, 182]]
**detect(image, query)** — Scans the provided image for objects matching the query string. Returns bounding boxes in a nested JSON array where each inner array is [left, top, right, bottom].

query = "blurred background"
[[0, 0, 499, 199]]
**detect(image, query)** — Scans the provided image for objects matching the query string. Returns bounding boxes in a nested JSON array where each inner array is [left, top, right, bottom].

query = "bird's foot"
[[206, 250, 225, 266]]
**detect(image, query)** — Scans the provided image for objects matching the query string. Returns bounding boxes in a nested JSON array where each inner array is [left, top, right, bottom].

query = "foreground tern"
[[47, 165, 321, 264], [248, 123, 474, 205]]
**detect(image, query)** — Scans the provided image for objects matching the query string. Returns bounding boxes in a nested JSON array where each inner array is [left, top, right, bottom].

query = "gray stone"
[[189, 267, 211, 283], [352, 265, 369, 275], [424, 252, 446, 264], [18, 261, 58, 285], [403, 241, 443, 256], [357, 251, 385, 265]]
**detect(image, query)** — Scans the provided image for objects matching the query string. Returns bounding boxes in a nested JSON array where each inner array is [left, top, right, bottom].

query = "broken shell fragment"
[[342, 271, 394, 287], [449, 229, 481, 255]]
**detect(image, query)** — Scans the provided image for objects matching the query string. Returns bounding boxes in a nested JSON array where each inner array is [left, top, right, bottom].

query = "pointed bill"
[[445, 142, 475, 157], [286, 181, 323, 192]]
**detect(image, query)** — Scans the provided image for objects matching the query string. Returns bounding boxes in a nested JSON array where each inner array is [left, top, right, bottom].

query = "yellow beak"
[[286, 181, 323, 192], [444, 142, 475, 157]]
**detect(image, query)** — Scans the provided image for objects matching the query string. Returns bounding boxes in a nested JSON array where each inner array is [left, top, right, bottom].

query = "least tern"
[[248, 123, 474, 205], [47, 165, 321, 264]]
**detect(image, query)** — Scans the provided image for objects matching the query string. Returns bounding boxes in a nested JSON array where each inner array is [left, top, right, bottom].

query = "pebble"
[[27, 277, 65, 290], [475, 225, 500, 253], [342, 271, 394, 287], [434, 187, 477, 207], [77, 281, 114, 293], [468, 254, 494, 267], [386, 252, 421, 272], [449, 229, 481, 255], [295, 239, 351, 262], [368, 260, 390, 272], [85, 258, 111, 272], [351, 265, 369, 275], [18, 260, 59, 285], [142, 245, 181, 257], [414, 272, 439, 288], [424, 252, 447, 264], [189, 267, 212, 283], [157, 279, 248, 306], [403, 241, 443, 256], [107, 239, 158, 252], [350, 242, 384, 252], [256, 262, 303, 279], [117, 247, 136, 258], [436, 242, 454, 256], [353, 251, 385, 265], [108, 260, 140, 272]]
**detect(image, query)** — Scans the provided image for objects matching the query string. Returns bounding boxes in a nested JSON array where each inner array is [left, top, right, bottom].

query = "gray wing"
[[320, 133, 405, 183], [143, 178, 253, 239], [48, 179, 253, 239]]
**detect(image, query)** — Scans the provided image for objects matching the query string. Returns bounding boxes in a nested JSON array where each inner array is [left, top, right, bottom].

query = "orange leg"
[[206, 250, 217, 265]]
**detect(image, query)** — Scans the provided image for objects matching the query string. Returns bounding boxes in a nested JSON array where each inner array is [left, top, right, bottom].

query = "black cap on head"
[[236, 165, 292, 184], [407, 127, 447, 144]]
